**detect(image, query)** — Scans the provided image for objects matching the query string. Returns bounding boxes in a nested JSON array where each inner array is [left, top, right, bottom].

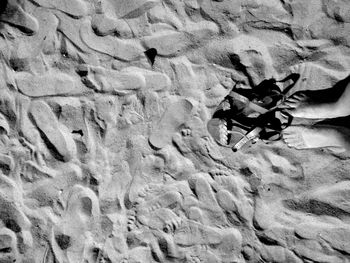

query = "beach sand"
[[0, 0, 350, 262]]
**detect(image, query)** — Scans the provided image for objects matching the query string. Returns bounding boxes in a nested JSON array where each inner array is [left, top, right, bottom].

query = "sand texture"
[[0, 0, 350, 262]]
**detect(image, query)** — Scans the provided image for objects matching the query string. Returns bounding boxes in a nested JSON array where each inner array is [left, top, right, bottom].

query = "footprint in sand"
[[185, 246, 220, 263], [210, 171, 254, 226], [149, 99, 194, 149], [0, 228, 19, 263], [174, 219, 242, 259], [30, 0, 89, 17], [0, 0, 39, 35], [136, 190, 183, 214], [51, 185, 99, 263], [132, 185, 184, 233], [262, 149, 304, 179], [0, 174, 33, 253], [29, 100, 77, 162]]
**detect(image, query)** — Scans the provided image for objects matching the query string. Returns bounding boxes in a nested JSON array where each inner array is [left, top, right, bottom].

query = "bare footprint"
[[283, 125, 347, 150], [0, 0, 39, 35], [136, 191, 182, 214], [51, 185, 100, 263], [149, 99, 193, 149], [0, 228, 19, 263], [29, 100, 77, 162], [185, 253, 202, 263]]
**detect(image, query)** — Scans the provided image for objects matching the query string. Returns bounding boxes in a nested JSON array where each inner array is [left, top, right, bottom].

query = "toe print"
[[163, 217, 182, 234], [149, 99, 194, 149], [127, 210, 137, 231]]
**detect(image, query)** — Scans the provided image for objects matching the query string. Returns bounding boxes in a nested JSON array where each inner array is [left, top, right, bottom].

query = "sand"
[[0, 0, 350, 262]]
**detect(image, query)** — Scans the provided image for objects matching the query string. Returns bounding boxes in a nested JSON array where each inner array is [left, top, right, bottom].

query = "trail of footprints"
[[0, 0, 349, 262]]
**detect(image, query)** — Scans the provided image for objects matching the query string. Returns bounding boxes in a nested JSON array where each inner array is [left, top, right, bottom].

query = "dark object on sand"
[[55, 234, 71, 250], [144, 48, 157, 66], [208, 73, 300, 151]]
